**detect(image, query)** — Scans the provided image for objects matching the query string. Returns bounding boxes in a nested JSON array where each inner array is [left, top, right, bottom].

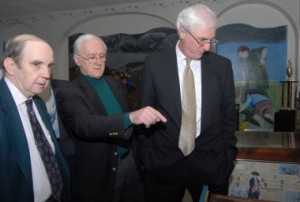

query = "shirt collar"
[[176, 41, 187, 63], [4, 77, 30, 106]]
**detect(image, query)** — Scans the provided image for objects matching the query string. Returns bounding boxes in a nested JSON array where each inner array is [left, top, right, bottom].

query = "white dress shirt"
[[5, 77, 54, 202], [176, 43, 202, 138]]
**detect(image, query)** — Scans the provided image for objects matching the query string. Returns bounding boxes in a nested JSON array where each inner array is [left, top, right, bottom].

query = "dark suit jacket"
[[136, 49, 238, 187], [51, 79, 76, 167], [54, 74, 133, 202], [0, 79, 71, 202]]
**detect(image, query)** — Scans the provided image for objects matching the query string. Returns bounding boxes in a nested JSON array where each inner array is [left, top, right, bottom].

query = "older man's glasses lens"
[[184, 27, 218, 46], [76, 54, 106, 63]]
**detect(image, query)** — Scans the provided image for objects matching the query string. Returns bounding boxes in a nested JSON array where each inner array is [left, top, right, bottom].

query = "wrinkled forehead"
[[80, 39, 106, 54]]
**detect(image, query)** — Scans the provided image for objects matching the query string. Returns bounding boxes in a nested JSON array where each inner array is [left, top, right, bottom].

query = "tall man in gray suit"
[[136, 4, 238, 202]]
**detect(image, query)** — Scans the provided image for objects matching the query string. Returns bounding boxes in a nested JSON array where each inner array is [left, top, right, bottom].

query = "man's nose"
[[203, 43, 211, 51], [42, 66, 51, 78]]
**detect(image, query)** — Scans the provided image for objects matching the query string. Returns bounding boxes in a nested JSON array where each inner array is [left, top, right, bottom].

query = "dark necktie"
[[25, 99, 63, 201], [178, 58, 197, 156]]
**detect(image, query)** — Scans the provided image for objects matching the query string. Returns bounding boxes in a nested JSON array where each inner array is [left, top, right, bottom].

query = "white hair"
[[176, 4, 216, 31]]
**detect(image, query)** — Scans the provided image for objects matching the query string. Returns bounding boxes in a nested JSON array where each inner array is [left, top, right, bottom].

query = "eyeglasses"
[[76, 54, 106, 63], [183, 27, 218, 46]]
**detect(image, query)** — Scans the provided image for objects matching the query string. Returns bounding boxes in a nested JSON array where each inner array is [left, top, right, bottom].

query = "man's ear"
[[3, 57, 17, 76], [73, 54, 81, 67], [178, 27, 186, 40]]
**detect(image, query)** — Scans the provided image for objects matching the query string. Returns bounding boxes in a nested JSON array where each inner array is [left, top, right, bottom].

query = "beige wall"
[[0, 0, 299, 81]]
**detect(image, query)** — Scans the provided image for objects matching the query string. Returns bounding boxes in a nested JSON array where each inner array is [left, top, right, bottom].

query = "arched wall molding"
[[0, 0, 190, 25], [0, 22, 36, 61], [65, 12, 176, 36], [218, 0, 299, 80], [0, 23, 36, 40], [0, 23, 36, 79]]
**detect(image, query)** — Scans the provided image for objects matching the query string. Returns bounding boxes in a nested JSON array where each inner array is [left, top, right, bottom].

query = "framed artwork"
[[216, 23, 287, 131]]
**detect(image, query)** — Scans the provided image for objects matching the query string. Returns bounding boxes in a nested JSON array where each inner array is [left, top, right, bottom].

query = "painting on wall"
[[68, 27, 178, 109], [216, 23, 287, 131]]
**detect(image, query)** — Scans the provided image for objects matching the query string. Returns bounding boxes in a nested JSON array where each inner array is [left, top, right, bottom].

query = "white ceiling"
[[0, 0, 156, 18]]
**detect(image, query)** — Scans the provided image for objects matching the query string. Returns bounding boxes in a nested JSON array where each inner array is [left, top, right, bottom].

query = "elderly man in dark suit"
[[135, 4, 238, 202], [55, 34, 166, 202], [0, 34, 70, 202]]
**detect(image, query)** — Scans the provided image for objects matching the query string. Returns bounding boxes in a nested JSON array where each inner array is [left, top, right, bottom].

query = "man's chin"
[[35, 85, 47, 93], [91, 74, 103, 79]]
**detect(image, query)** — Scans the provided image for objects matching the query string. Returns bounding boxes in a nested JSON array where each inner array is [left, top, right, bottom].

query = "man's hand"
[[129, 106, 167, 128]]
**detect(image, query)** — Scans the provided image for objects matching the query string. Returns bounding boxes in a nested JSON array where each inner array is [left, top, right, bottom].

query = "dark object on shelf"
[[274, 109, 296, 132]]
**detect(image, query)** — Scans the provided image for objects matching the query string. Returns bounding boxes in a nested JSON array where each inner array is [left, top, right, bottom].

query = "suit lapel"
[[0, 80, 33, 188], [201, 54, 213, 129], [164, 50, 182, 122], [104, 76, 129, 112], [34, 97, 57, 147], [34, 96, 70, 189], [75, 74, 107, 114]]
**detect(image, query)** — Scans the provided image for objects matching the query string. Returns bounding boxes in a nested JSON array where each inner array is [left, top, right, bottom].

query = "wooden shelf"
[[235, 131, 300, 163]]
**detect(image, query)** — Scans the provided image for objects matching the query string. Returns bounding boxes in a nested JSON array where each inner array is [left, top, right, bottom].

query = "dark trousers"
[[142, 169, 229, 202], [142, 170, 203, 202], [208, 178, 229, 195], [113, 151, 144, 202]]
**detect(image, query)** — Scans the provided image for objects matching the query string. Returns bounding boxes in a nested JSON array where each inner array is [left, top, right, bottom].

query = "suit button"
[[112, 167, 116, 172]]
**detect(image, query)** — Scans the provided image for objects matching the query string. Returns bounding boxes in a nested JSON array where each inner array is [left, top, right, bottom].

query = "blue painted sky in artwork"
[[217, 41, 287, 81], [216, 24, 287, 82]]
